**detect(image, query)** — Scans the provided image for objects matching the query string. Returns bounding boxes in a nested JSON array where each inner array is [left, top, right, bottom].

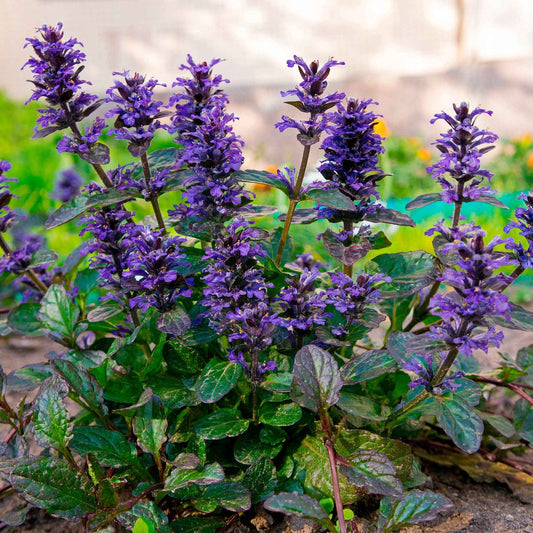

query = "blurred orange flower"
[[527, 151, 533, 169], [373, 118, 390, 138], [416, 148, 432, 162]]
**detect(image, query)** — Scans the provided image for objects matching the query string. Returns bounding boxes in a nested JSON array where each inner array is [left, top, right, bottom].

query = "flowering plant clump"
[[0, 23, 531, 533]]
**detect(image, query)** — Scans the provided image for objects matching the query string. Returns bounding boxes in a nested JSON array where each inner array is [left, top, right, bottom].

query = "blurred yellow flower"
[[409, 137, 422, 147], [265, 165, 278, 174], [527, 151, 533, 169], [416, 148, 432, 162], [373, 118, 390, 138]]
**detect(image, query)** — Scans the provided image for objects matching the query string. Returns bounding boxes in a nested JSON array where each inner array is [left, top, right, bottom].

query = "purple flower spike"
[[428, 102, 498, 204], [23, 23, 103, 136], [276, 56, 345, 146], [105, 71, 166, 157], [324, 271, 389, 336], [0, 161, 19, 233], [504, 191, 533, 269], [428, 225, 515, 357], [318, 98, 385, 223]]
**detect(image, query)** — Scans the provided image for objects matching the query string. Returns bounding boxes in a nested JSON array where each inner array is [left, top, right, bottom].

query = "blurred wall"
[[1, 0, 533, 163]]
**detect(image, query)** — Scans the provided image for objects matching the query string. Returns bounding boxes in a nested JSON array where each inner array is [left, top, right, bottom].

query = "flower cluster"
[[122, 227, 192, 313], [168, 75, 250, 227], [428, 225, 515, 356], [504, 192, 533, 269], [23, 23, 104, 143], [109, 164, 169, 201], [168, 55, 229, 136], [51, 167, 83, 202], [318, 98, 385, 222], [404, 353, 464, 394], [276, 56, 345, 146], [56, 117, 107, 162], [105, 71, 166, 157], [202, 219, 278, 375], [324, 271, 389, 336], [276, 265, 330, 346], [427, 102, 498, 204], [79, 187, 137, 302], [0, 161, 18, 233]]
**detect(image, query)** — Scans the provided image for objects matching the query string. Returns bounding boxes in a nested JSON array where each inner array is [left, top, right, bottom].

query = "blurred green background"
[[1, 91, 532, 298]]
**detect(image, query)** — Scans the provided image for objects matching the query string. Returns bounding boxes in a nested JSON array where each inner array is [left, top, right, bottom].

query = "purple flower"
[[79, 189, 137, 302], [404, 353, 464, 393], [110, 163, 169, 201], [202, 218, 279, 377], [52, 167, 83, 202], [317, 98, 385, 222], [105, 71, 166, 156], [56, 117, 107, 159], [324, 271, 389, 336], [276, 266, 331, 345], [427, 225, 515, 356], [273, 167, 325, 200], [23, 23, 103, 136], [276, 56, 345, 146], [122, 227, 192, 313], [168, 102, 251, 228], [427, 102, 498, 204], [168, 55, 229, 136], [0, 161, 19, 233], [504, 192, 533, 269]]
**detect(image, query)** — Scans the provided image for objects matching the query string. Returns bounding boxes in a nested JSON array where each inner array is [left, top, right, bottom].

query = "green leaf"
[[474, 195, 508, 209], [279, 207, 318, 224], [513, 399, 533, 444], [376, 490, 453, 532], [117, 502, 169, 532], [195, 481, 251, 512], [70, 426, 149, 479], [264, 492, 336, 533], [32, 386, 72, 451], [259, 402, 302, 426], [405, 193, 442, 210], [263, 227, 294, 266], [57, 349, 107, 370], [292, 344, 343, 412], [194, 409, 250, 440], [85, 188, 139, 209], [235, 169, 289, 194], [179, 325, 219, 346], [335, 430, 414, 482], [79, 141, 110, 165], [96, 479, 119, 508], [366, 207, 415, 227], [369, 251, 436, 297], [86, 302, 123, 323], [45, 194, 89, 229], [379, 295, 417, 330], [234, 428, 283, 465], [306, 188, 356, 211], [337, 390, 389, 421], [38, 284, 79, 342], [293, 435, 360, 503], [10, 456, 97, 519], [7, 303, 41, 336], [170, 516, 224, 533], [156, 307, 191, 337], [487, 303, 533, 331], [166, 462, 224, 491], [132, 392, 168, 459], [339, 450, 403, 497], [195, 359, 242, 404], [133, 517, 155, 533], [369, 230, 392, 250], [146, 375, 199, 409], [31, 249, 58, 267], [321, 229, 372, 266], [74, 268, 99, 294], [51, 359, 107, 415], [243, 457, 277, 504], [481, 412, 516, 438], [341, 350, 397, 385], [435, 395, 483, 453]]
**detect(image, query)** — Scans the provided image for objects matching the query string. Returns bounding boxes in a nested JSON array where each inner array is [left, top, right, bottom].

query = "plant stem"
[[342, 220, 353, 278], [274, 144, 311, 266], [452, 181, 465, 228], [140, 153, 167, 235], [251, 351, 259, 423], [472, 376, 533, 406], [0, 235, 48, 295], [387, 390, 431, 427]]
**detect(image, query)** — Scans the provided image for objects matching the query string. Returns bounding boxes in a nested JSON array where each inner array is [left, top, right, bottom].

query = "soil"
[[0, 324, 532, 532]]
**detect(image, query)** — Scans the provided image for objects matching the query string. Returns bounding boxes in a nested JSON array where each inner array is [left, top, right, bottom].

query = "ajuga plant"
[[0, 23, 531, 533]]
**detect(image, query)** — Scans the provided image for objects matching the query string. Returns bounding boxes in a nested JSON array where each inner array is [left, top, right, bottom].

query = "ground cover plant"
[[0, 22, 532, 533]]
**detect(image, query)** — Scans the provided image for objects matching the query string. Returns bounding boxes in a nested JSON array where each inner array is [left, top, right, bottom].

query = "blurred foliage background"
[[1, 91, 532, 298]]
